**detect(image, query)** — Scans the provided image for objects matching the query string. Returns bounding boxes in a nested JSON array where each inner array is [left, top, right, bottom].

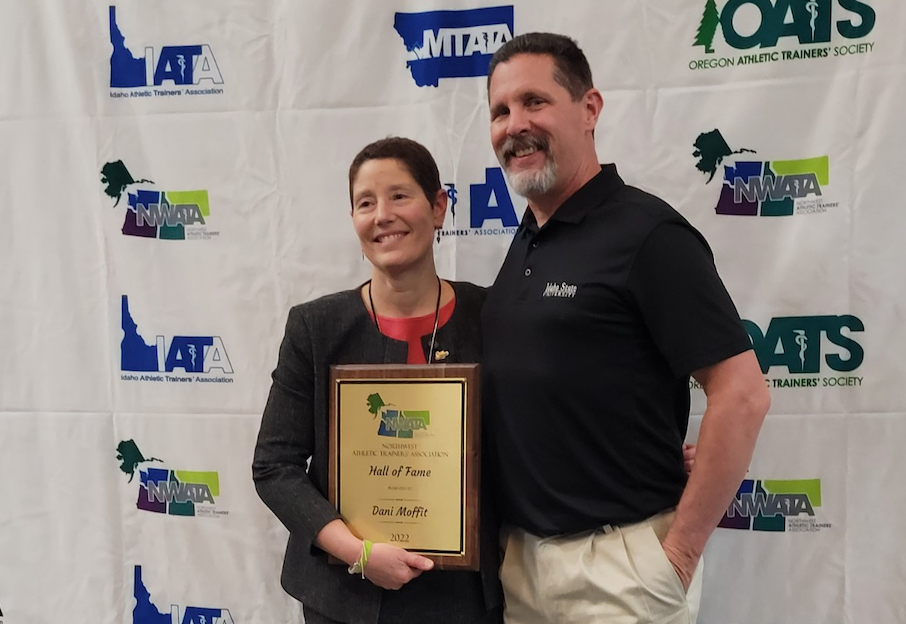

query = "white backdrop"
[[1, 1, 904, 622]]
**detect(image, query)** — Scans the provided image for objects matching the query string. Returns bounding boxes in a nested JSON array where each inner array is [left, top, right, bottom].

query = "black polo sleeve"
[[626, 220, 752, 378]]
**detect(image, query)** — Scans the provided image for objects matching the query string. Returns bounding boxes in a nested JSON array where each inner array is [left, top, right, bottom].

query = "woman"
[[253, 137, 503, 624]]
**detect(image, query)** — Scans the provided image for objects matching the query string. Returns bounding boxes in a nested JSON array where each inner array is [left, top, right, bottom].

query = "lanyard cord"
[[368, 276, 442, 364]]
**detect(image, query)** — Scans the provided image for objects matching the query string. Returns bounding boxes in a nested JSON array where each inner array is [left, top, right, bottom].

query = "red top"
[[373, 297, 456, 364]]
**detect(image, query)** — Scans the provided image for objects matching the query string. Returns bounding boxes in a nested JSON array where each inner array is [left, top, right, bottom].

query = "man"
[[480, 33, 771, 623]]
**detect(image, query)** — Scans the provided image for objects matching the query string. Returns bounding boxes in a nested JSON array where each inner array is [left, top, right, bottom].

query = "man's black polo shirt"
[[481, 164, 751, 536]]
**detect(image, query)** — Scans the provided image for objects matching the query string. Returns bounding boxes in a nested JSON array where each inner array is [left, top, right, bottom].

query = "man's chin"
[[505, 170, 555, 198]]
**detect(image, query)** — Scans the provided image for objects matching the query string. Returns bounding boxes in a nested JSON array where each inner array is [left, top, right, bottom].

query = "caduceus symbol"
[[445, 183, 458, 219], [794, 329, 808, 369], [177, 54, 187, 82], [189, 344, 197, 368], [199, 616, 207, 624], [806, 0, 819, 40]]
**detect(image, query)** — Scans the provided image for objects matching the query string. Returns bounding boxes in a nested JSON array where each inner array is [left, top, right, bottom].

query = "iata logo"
[[120, 295, 234, 384], [133, 565, 235, 623], [438, 168, 522, 240], [689, 0, 876, 70], [109, 5, 224, 97]]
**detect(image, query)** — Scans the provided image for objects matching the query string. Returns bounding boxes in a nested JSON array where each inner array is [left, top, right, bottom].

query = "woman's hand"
[[364, 543, 434, 590], [683, 443, 697, 474]]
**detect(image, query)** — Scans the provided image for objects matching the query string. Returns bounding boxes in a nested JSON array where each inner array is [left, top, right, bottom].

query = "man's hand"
[[364, 543, 434, 590], [661, 351, 770, 592], [661, 541, 698, 592]]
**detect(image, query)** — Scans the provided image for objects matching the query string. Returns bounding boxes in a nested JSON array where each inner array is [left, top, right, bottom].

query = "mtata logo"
[[134, 565, 235, 624], [116, 439, 228, 518], [120, 295, 234, 383], [367, 393, 430, 438], [109, 5, 224, 97], [689, 0, 876, 70], [101, 160, 218, 241], [393, 6, 514, 87], [438, 168, 522, 240], [693, 129, 836, 216], [719, 478, 831, 532]]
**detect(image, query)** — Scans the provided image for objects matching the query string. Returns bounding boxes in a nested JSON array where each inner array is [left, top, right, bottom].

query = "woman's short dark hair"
[[487, 32, 593, 101], [348, 137, 441, 207]]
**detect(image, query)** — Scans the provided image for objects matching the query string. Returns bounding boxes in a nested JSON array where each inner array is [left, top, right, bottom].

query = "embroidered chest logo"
[[542, 282, 578, 298]]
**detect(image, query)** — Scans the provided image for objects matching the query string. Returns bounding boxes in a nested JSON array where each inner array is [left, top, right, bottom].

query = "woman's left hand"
[[682, 443, 696, 474]]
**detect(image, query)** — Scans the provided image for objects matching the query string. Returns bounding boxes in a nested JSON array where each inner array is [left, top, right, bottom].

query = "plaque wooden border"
[[328, 364, 480, 571]]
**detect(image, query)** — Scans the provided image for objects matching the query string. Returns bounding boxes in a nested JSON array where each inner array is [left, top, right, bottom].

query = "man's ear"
[[584, 88, 604, 131]]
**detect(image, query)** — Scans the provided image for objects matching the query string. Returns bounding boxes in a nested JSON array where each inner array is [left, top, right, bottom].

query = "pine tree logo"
[[694, 0, 720, 53]]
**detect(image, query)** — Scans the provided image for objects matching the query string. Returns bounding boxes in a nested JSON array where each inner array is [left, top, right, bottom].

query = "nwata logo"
[[116, 440, 227, 518], [393, 6, 513, 87], [101, 160, 217, 241], [134, 565, 235, 624], [690, 0, 876, 70], [109, 5, 224, 97], [693, 129, 835, 216], [120, 295, 234, 384], [438, 168, 523, 240], [719, 479, 830, 532], [367, 393, 430, 439]]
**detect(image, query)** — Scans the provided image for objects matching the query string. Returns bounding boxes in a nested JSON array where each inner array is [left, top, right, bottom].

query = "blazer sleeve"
[[252, 306, 341, 548]]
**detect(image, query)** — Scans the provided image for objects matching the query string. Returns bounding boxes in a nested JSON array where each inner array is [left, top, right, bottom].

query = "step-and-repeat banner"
[[2, 1, 904, 622]]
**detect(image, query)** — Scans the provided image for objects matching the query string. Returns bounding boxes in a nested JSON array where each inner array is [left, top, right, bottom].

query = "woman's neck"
[[368, 263, 441, 318]]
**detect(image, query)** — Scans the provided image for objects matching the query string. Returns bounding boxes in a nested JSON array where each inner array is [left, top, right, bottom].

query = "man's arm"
[[660, 349, 771, 589]]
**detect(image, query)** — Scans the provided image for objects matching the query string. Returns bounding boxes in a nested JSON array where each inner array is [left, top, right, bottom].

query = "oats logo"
[[743, 314, 865, 389], [542, 282, 577, 298], [393, 6, 514, 87], [689, 0, 876, 70]]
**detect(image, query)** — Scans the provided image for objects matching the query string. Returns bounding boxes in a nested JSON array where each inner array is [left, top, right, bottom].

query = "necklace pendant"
[[434, 350, 449, 361]]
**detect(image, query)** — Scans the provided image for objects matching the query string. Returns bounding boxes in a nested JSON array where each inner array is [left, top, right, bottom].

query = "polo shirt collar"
[[519, 164, 625, 234]]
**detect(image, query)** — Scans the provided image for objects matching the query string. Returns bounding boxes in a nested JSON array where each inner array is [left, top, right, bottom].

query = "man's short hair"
[[487, 32, 594, 101]]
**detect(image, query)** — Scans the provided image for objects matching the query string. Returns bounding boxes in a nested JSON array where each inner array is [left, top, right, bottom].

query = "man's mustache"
[[500, 133, 550, 161]]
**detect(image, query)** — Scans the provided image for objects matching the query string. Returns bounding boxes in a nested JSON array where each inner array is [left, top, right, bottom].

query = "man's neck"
[[527, 160, 601, 228]]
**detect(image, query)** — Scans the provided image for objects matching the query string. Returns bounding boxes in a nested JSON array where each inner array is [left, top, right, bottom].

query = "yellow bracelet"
[[347, 540, 373, 578]]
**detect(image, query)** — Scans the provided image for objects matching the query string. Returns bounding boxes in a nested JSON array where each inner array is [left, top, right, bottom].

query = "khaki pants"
[[499, 511, 703, 624]]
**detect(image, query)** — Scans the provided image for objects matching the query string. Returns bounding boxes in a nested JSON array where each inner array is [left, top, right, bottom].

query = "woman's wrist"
[[348, 540, 373, 577]]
